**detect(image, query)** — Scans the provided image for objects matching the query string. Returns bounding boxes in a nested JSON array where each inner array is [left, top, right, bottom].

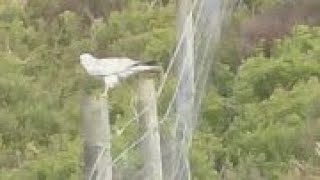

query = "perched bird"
[[80, 53, 160, 95]]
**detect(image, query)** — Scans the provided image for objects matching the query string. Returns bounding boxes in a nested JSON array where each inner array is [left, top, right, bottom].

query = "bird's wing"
[[118, 69, 135, 79], [93, 58, 140, 75], [129, 65, 160, 72], [80, 60, 103, 76], [117, 65, 161, 80]]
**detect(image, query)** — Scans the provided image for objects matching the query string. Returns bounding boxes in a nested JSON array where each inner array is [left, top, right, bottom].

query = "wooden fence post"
[[137, 76, 163, 180], [82, 95, 112, 180]]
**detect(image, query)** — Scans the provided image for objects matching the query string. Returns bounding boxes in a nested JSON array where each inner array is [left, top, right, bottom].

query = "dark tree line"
[[241, 0, 320, 57]]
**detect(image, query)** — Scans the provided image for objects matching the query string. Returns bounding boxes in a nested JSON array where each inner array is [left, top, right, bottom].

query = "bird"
[[79, 53, 160, 96]]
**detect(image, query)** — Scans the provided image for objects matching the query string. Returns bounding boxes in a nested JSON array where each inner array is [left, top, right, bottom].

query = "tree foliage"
[[201, 25, 320, 179], [0, 0, 320, 179]]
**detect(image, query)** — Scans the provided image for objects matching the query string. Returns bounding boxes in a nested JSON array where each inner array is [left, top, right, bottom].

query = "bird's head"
[[80, 53, 94, 64]]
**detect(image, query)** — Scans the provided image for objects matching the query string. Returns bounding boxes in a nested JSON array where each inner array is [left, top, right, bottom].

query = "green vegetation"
[[0, 0, 320, 179]]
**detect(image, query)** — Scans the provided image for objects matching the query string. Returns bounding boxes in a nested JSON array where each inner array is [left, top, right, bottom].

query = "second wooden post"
[[137, 75, 163, 180]]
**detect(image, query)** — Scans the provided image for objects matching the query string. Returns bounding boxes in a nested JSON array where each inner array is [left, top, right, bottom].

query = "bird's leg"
[[101, 77, 110, 98], [102, 85, 109, 98]]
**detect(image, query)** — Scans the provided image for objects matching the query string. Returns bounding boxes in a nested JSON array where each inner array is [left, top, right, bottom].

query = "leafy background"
[[0, 0, 320, 179]]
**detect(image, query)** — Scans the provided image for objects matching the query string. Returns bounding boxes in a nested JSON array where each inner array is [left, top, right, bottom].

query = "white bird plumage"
[[80, 53, 140, 76], [80, 53, 160, 96]]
